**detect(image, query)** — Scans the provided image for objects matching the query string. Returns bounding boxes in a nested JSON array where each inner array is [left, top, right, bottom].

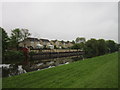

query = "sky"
[[1, 2, 118, 42]]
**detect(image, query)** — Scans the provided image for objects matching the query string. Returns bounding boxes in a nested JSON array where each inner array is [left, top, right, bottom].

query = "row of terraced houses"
[[19, 37, 75, 49]]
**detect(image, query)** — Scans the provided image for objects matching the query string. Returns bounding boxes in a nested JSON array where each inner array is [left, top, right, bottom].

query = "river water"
[[2, 56, 84, 77]]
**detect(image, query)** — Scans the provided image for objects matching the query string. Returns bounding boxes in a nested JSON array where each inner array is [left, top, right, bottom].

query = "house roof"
[[40, 39, 49, 42], [51, 40, 58, 43], [26, 37, 39, 41], [60, 40, 65, 44]]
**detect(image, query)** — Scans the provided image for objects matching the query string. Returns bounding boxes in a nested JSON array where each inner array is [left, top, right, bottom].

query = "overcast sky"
[[2, 2, 118, 42]]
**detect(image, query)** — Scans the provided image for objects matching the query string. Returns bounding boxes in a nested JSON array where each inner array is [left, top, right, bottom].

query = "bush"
[[4, 50, 25, 62]]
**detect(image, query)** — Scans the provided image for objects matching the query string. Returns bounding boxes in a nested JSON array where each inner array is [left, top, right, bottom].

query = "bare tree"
[[21, 29, 31, 41]]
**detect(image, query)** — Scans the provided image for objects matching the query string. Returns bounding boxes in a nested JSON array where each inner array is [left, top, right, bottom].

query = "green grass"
[[3, 52, 118, 88]]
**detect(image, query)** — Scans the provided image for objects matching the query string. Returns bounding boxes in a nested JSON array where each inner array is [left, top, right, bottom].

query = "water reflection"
[[2, 56, 83, 77]]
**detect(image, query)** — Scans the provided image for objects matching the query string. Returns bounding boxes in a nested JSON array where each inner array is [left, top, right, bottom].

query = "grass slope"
[[3, 52, 118, 88]]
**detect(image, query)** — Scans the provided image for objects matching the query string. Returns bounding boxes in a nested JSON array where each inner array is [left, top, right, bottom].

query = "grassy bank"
[[3, 52, 118, 88]]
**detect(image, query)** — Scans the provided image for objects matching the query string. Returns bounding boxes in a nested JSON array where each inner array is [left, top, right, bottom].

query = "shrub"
[[4, 50, 25, 62]]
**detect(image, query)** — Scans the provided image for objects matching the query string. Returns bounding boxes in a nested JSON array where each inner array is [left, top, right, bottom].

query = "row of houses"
[[19, 37, 75, 49]]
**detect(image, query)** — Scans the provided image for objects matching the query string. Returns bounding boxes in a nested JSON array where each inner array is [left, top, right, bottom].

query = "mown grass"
[[2, 52, 118, 88]]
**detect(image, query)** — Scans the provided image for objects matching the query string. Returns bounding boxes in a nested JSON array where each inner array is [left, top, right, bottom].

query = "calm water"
[[2, 56, 84, 77]]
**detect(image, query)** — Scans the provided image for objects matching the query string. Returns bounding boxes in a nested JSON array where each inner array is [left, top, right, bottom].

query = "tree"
[[106, 40, 117, 53], [75, 37, 79, 43], [71, 43, 81, 49], [75, 37, 86, 43], [21, 29, 31, 41], [21, 29, 31, 47], [10, 28, 22, 50], [97, 39, 107, 55], [85, 39, 99, 57], [1, 27, 9, 52], [71, 42, 85, 50], [10, 28, 31, 49], [0, 27, 9, 61], [72, 40, 75, 44]]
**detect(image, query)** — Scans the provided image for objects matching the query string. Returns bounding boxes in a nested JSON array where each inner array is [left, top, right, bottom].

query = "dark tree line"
[[72, 38, 119, 58]]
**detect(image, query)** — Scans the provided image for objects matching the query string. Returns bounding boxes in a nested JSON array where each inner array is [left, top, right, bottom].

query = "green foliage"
[[10, 28, 22, 49], [4, 51, 25, 62], [71, 43, 81, 49], [75, 37, 86, 43], [72, 38, 118, 58], [85, 39, 99, 57], [84, 39, 118, 58], [1, 27, 9, 53], [11, 28, 22, 42], [106, 40, 118, 53], [97, 39, 107, 55], [72, 40, 75, 44], [71, 42, 85, 50], [9, 28, 31, 49], [3, 53, 118, 88]]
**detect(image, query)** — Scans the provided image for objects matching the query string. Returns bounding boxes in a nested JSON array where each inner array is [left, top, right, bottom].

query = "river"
[[2, 56, 84, 77]]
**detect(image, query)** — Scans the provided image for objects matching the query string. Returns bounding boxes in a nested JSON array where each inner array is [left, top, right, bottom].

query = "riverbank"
[[2, 56, 83, 77], [3, 52, 118, 88]]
